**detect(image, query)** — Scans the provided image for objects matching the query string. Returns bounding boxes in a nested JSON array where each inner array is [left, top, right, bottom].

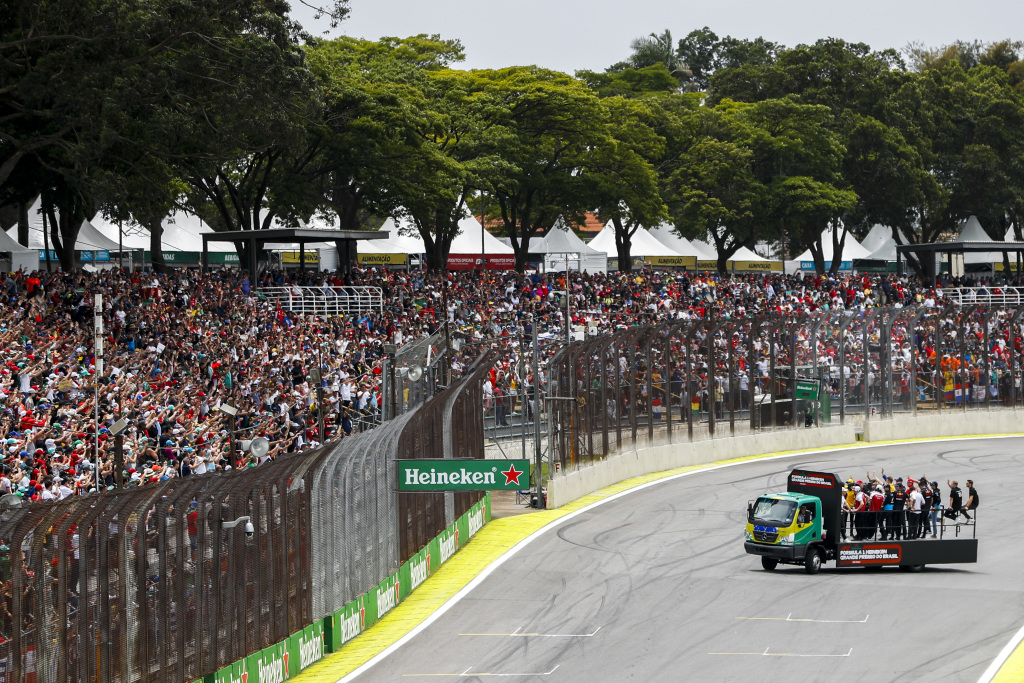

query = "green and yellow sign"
[[795, 380, 820, 401], [359, 253, 407, 265], [398, 459, 530, 491]]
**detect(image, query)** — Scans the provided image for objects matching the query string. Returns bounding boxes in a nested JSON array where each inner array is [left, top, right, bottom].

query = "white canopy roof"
[[860, 224, 911, 261], [9, 198, 122, 251], [730, 246, 768, 262], [647, 224, 710, 258], [954, 215, 1014, 264], [860, 224, 892, 255], [89, 210, 238, 252], [792, 226, 873, 262], [537, 222, 606, 273], [357, 237, 418, 255], [586, 224, 683, 258], [0, 228, 32, 254], [0, 226, 36, 273], [449, 216, 514, 254], [688, 239, 718, 259], [954, 215, 991, 243]]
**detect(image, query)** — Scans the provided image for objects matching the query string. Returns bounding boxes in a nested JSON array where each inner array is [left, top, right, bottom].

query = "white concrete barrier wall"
[[547, 409, 1024, 509], [862, 410, 1024, 443]]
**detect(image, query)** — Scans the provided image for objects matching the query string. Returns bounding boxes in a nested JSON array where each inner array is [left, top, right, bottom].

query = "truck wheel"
[[804, 549, 822, 574], [761, 557, 779, 571], [899, 564, 924, 573]]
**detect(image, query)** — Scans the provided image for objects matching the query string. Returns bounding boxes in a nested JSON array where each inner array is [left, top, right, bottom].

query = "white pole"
[[94, 293, 103, 489], [566, 255, 571, 343]]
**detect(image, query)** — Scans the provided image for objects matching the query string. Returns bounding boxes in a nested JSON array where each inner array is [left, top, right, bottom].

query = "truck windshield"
[[752, 498, 797, 526]]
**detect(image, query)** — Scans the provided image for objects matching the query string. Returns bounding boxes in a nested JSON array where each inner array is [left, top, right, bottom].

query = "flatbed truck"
[[744, 469, 978, 573]]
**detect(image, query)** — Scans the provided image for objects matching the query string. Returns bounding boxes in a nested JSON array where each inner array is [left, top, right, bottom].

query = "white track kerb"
[[337, 435, 1023, 683]]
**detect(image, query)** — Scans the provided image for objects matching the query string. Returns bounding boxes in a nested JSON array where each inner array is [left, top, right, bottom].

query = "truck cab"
[[745, 493, 825, 572]]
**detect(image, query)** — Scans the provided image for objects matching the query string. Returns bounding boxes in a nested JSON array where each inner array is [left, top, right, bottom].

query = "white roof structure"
[[954, 215, 991, 243], [860, 224, 911, 261], [792, 226, 873, 263], [586, 224, 683, 258], [730, 246, 768, 262], [860, 224, 892, 255], [449, 216, 514, 255], [954, 215, 1013, 264], [89, 210, 237, 252], [647, 224, 710, 258], [688, 239, 718, 259], [9, 199, 122, 251], [536, 222, 607, 273], [0, 227, 36, 273], [357, 237, 417, 255]]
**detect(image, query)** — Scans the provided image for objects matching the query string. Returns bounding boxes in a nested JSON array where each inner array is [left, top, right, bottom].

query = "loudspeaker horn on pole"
[[249, 437, 270, 459], [407, 364, 424, 382]]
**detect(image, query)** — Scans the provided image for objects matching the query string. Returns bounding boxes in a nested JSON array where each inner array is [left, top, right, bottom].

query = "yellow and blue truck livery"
[[744, 469, 978, 573]]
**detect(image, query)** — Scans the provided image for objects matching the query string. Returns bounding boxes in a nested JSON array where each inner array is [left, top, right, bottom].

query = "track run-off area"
[[295, 435, 1024, 683]]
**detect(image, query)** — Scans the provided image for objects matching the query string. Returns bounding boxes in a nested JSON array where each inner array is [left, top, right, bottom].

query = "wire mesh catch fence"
[[547, 304, 1024, 474], [0, 358, 489, 683]]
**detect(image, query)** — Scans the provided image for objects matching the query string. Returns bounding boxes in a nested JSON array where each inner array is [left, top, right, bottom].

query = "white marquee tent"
[[0, 228, 36, 273], [647, 224, 710, 258], [953, 215, 1010, 265], [789, 226, 873, 272], [860, 224, 912, 262], [515, 221, 608, 273], [586, 224, 683, 259], [730, 245, 769, 262], [90, 211, 238, 253]]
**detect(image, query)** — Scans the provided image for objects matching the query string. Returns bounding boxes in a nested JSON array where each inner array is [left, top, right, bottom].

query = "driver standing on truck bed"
[[891, 478, 907, 539], [906, 480, 925, 539], [963, 480, 979, 522], [843, 479, 856, 539]]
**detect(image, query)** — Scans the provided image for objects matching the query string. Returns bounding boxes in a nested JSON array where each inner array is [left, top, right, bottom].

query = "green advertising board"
[[398, 459, 529, 491], [795, 380, 820, 401]]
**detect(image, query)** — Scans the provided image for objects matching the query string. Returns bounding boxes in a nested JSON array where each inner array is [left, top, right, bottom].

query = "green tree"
[[587, 96, 668, 271], [303, 34, 465, 246], [663, 106, 764, 272], [471, 67, 608, 271], [575, 64, 678, 98], [629, 30, 690, 85], [1, 0, 339, 269], [675, 27, 780, 92]]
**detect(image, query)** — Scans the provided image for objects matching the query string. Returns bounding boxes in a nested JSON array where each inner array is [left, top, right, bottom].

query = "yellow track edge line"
[[294, 431, 1024, 683]]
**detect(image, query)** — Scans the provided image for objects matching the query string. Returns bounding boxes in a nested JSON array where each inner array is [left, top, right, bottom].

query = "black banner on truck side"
[[787, 469, 843, 549], [837, 538, 978, 567], [839, 544, 902, 565]]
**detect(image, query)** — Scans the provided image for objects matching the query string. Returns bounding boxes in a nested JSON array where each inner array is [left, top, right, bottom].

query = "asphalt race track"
[[353, 438, 1024, 683]]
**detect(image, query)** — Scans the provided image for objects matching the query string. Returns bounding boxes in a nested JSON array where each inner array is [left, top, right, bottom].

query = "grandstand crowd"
[[0, 264, 1014, 501]]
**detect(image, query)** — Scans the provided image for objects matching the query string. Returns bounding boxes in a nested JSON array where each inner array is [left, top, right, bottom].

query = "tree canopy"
[[3, 12, 1023, 275]]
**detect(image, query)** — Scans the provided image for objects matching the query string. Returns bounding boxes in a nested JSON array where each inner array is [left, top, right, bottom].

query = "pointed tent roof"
[[648, 224, 709, 258], [860, 225, 911, 261], [586, 224, 683, 258], [954, 215, 991, 242], [537, 221, 604, 256], [792, 226, 873, 262], [11, 199, 123, 251], [76, 208, 240, 253], [859, 224, 892, 254], [731, 246, 768, 262], [689, 239, 718, 259], [357, 236, 418, 255], [0, 226, 33, 254], [449, 216, 514, 254], [954, 215, 1014, 264]]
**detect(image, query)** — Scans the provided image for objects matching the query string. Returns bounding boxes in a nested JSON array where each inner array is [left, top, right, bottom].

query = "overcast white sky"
[[294, 0, 1022, 73]]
